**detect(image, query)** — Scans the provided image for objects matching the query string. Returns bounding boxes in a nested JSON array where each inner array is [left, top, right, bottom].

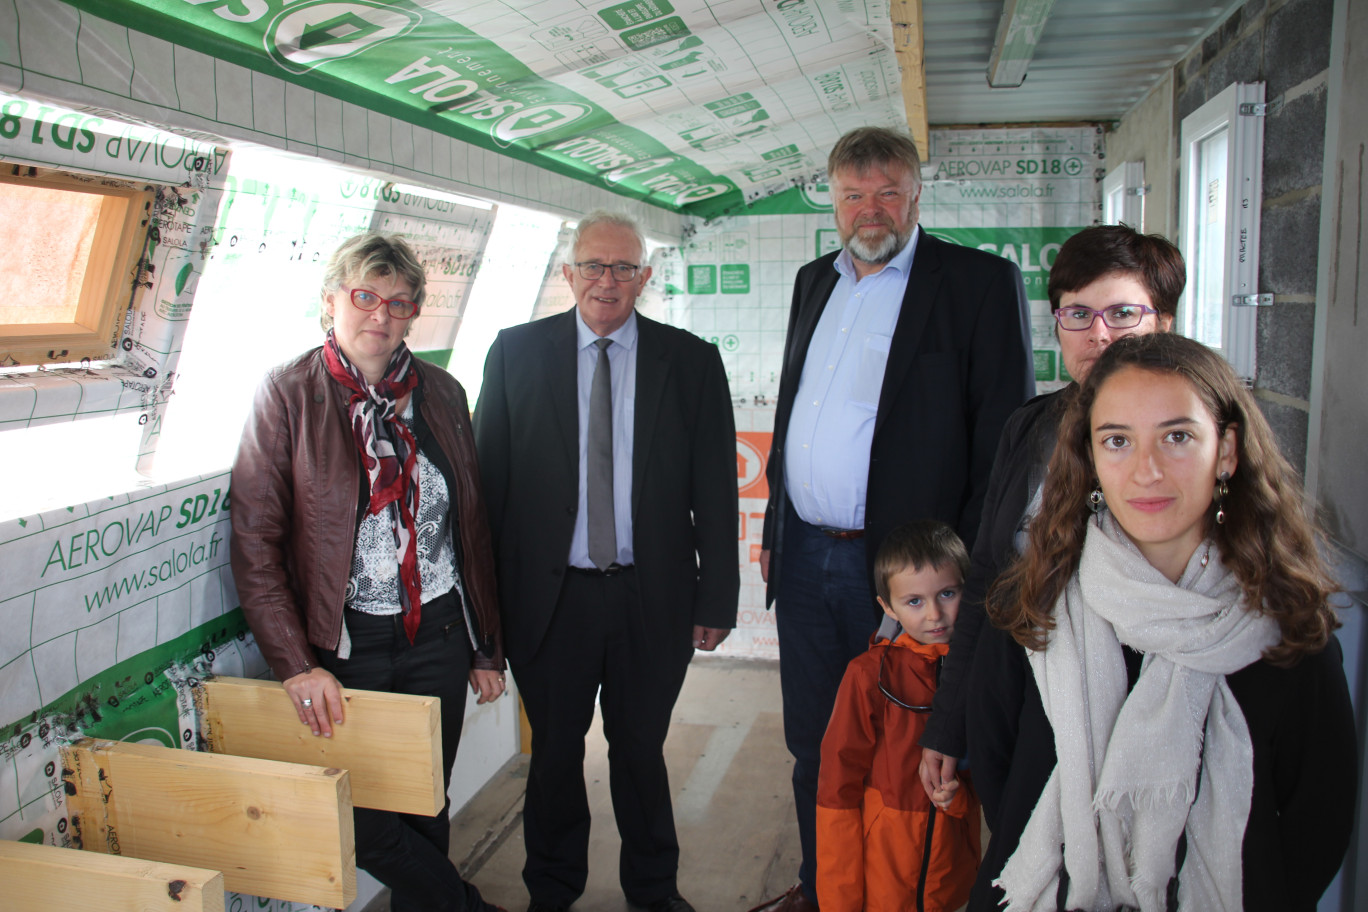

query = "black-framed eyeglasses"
[[344, 286, 420, 320], [1052, 303, 1157, 332], [877, 644, 937, 712], [574, 261, 640, 282]]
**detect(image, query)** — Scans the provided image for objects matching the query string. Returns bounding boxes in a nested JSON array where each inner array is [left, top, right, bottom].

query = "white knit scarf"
[[995, 511, 1279, 912]]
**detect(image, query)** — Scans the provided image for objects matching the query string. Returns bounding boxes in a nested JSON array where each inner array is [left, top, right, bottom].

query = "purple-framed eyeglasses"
[[344, 286, 420, 320], [1053, 302, 1157, 332]]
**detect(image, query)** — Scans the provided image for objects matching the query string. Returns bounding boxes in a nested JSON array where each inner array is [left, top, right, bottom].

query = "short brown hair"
[[874, 520, 969, 603], [320, 232, 427, 331], [1047, 224, 1185, 320], [828, 127, 921, 186]]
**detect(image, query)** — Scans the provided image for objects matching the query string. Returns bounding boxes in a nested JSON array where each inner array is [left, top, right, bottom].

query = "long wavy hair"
[[987, 333, 1337, 665]]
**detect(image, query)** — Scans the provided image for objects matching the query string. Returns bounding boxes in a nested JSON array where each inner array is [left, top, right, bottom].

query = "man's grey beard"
[[845, 226, 911, 265]]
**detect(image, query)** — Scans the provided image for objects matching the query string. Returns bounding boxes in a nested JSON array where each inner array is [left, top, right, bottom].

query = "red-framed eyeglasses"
[[344, 286, 420, 320]]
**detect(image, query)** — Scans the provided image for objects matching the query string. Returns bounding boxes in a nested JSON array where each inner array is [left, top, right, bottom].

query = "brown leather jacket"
[[230, 347, 504, 681]]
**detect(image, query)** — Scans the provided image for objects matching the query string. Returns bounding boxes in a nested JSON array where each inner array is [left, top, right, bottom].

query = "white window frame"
[[1177, 82, 1266, 382], [1102, 160, 1145, 229]]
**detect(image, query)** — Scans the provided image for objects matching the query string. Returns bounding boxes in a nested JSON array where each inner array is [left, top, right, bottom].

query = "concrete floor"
[[366, 655, 802, 912]]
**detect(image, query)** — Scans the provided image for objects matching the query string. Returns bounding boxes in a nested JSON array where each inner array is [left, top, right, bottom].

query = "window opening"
[[1178, 82, 1266, 381], [0, 165, 152, 367]]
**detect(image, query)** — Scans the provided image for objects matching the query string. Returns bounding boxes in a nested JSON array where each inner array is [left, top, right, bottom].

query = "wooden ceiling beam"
[[892, 0, 930, 159]]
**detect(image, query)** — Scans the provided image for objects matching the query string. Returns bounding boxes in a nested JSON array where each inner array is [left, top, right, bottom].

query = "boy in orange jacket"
[[816, 520, 980, 912]]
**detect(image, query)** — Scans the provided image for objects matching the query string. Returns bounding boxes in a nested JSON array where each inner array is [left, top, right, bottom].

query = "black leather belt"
[[567, 563, 634, 577]]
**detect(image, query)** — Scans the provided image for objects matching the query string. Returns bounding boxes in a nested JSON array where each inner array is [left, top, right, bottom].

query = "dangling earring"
[[1088, 485, 1105, 514], [1213, 471, 1230, 524]]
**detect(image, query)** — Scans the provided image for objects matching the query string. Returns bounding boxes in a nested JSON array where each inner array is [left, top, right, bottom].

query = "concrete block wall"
[[1174, 0, 1333, 474], [1103, 72, 1175, 239]]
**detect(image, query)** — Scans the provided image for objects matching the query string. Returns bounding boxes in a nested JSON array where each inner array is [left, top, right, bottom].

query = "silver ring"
[[301, 698, 313, 707]]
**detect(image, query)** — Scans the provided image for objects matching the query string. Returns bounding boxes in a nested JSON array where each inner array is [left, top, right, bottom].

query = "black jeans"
[[775, 508, 881, 903], [319, 588, 492, 912]]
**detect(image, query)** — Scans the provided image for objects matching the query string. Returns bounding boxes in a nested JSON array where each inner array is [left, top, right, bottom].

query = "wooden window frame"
[[0, 166, 152, 365]]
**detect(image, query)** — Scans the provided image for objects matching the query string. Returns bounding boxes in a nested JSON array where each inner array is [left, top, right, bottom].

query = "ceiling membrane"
[[57, 0, 1236, 215]]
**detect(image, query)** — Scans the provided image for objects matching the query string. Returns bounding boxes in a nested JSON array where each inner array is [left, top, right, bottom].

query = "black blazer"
[[967, 624, 1357, 911], [921, 388, 1070, 759], [474, 308, 739, 666], [762, 231, 1035, 603]]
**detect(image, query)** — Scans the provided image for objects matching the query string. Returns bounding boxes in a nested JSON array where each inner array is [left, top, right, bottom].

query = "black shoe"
[[526, 904, 568, 912], [647, 895, 696, 912]]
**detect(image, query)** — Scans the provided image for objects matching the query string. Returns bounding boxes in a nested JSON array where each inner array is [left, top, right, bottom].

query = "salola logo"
[[266, 1, 420, 74], [491, 103, 593, 147]]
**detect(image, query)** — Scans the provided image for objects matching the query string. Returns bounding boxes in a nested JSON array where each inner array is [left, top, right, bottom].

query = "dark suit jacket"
[[474, 308, 740, 666], [920, 388, 1069, 760], [761, 231, 1035, 604]]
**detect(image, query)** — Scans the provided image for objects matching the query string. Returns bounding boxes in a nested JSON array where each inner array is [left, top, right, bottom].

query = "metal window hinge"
[[1239, 101, 1279, 117], [1126, 184, 1151, 197], [1232, 293, 1275, 306]]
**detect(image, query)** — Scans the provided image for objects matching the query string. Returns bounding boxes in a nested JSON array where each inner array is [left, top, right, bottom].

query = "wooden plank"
[[0, 839, 224, 912], [61, 738, 355, 909], [197, 676, 443, 816], [891, 0, 929, 159]]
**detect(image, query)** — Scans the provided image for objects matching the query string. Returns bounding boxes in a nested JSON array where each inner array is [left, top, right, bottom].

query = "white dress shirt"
[[568, 308, 637, 568], [783, 227, 919, 530]]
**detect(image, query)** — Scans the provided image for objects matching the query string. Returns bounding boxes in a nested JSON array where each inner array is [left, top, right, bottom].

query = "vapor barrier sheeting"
[[59, 0, 910, 219]]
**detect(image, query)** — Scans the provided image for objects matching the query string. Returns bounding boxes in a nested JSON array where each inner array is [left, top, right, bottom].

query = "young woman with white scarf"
[[965, 332, 1356, 912]]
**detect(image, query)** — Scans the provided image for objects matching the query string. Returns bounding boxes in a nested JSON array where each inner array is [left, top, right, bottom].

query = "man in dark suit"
[[753, 128, 1034, 911], [474, 211, 739, 912]]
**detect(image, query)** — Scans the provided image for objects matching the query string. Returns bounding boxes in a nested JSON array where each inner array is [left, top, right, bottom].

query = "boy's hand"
[[931, 778, 959, 810], [919, 748, 959, 800]]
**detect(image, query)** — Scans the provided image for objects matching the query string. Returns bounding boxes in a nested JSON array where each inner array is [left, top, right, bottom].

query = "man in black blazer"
[[754, 128, 1034, 911], [474, 211, 739, 912]]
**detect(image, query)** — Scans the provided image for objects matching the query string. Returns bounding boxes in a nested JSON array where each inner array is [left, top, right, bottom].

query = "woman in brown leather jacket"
[[230, 232, 506, 912]]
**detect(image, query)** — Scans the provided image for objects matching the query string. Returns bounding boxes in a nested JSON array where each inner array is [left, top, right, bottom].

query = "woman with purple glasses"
[[917, 225, 1182, 801]]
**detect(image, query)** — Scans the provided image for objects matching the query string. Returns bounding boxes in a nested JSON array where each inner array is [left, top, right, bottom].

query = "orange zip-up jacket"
[[817, 632, 980, 912]]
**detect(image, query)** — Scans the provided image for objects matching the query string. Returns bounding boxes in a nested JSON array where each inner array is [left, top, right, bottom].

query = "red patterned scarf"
[[322, 330, 424, 642]]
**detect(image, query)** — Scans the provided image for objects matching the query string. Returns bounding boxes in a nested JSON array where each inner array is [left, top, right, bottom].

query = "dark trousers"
[[775, 508, 882, 904], [319, 589, 491, 912], [513, 567, 692, 907]]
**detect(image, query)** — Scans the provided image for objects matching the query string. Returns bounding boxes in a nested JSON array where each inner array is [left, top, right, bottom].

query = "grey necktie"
[[587, 338, 617, 570]]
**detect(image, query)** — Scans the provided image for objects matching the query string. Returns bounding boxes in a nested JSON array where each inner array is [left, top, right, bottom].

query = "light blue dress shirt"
[[568, 309, 637, 568], [784, 227, 920, 530]]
